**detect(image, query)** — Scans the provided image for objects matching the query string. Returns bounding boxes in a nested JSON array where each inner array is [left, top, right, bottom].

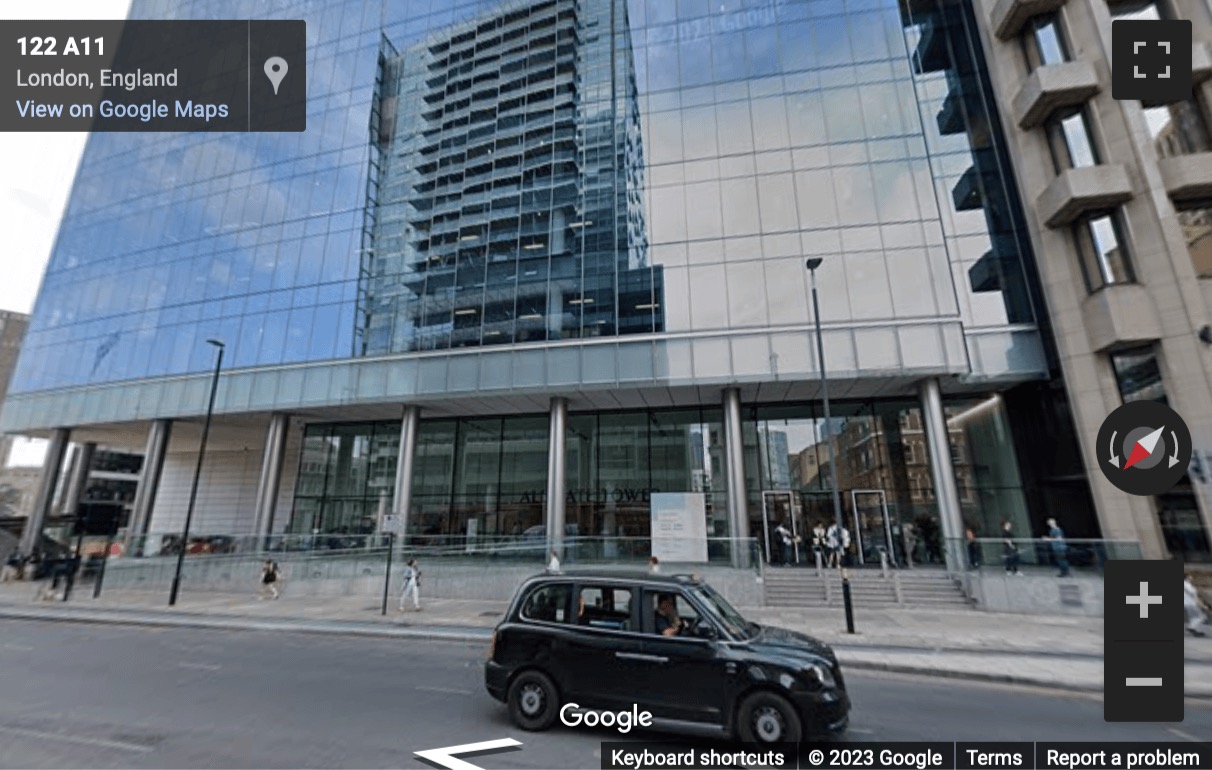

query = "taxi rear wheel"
[[507, 670, 560, 731], [736, 691, 802, 744]]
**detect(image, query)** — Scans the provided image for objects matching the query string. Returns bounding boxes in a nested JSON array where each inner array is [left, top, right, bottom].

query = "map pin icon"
[[264, 57, 288, 95]]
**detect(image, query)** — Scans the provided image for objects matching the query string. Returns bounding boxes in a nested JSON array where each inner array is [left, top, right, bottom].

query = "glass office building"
[[5, 0, 1112, 565]]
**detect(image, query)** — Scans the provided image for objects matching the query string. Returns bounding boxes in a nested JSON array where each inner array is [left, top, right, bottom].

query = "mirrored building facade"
[[11, 0, 1211, 566]]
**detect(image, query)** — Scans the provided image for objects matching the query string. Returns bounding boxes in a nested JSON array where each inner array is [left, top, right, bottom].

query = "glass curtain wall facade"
[[10, 0, 1043, 395], [359, 0, 659, 352], [6, 0, 1101, 557], [289, 400, 1030, 556]]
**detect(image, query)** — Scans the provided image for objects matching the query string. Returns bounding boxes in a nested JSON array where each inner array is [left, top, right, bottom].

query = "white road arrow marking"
[[415, 738, 522, 770], [1109, 430, 1119, 467]]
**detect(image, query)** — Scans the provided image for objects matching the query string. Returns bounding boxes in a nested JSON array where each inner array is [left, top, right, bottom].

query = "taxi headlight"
[[804, 663, 836, 689]]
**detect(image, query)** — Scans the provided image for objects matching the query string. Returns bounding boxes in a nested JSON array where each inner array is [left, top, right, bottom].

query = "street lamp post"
[[805, 258, 855, 633], [168, 339, 225, 606]]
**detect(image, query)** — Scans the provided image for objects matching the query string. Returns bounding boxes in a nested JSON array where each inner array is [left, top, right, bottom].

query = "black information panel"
[[1104, 559, 1184, 722], [599, 742, 1212, 770], [0, 20, 305, 131]]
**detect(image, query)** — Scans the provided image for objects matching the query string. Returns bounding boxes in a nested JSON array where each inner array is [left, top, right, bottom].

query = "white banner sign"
[[650, 492, 708, 563]]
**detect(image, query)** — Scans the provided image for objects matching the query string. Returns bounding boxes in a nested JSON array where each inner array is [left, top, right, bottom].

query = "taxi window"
[[646, 590, 700, 636], [520, 583, 571, 623], [575, 586, 633, 630]]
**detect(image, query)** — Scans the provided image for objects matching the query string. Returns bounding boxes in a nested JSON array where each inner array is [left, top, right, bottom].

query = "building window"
[[1021, 13, 1070, 71], [1176, 201, 1212, 278], [1109, 1, 1171, 21], [1074, 212, 1136, 291], [1111, 346, 1167, 404], [1146, 99, 1212, 159], [1045, 108, 1100, 172]]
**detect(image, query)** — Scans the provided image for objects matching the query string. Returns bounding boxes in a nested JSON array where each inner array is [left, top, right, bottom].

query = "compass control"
[[1096, 401, 1191, 496]]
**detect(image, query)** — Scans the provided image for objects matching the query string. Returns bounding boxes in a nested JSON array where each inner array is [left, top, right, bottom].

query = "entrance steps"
[[762, 567, 971, 609]]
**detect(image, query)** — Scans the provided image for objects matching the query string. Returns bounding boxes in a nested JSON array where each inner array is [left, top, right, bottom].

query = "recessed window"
[[1110, 1, 1171, 21], [1111, 346, 1167, 404], [1176, 201, 1212, 278], [1146, 99, 1212, 159], [1074, 212, 1136, 291], [1045, 108, 1100, 172], [1021, 14, 1069, 72]]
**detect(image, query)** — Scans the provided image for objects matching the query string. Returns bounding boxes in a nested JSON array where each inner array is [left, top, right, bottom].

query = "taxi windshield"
[[688, 583, 753, 640]]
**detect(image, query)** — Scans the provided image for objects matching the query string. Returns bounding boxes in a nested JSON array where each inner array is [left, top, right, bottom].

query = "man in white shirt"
[[399, 559, 421, 611]]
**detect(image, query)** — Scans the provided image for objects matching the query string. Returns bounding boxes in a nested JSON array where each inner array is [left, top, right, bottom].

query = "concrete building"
[[965, 0, 1212, 561], [3, 0, 1209, 569]]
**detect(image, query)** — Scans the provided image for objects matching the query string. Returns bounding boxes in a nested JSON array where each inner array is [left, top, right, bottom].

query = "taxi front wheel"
[[507, 670, 560, 731], [736, 691, 802, 744]]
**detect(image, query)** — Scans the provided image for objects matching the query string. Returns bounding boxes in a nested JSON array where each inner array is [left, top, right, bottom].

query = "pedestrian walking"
[[399, 559, 421, 611], [1184, 573, 1208, 637], [547, 549, 561, 573], [1002, 521, 1022, 575], [648, 555, 660, 574], [1042, 518, 1070, 577], [965, 527, 981, 569], [258, 559, 281, 599]]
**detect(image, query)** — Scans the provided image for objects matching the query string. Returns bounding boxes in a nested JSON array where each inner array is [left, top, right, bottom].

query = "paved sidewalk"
[[2, 582, 1211, 697]]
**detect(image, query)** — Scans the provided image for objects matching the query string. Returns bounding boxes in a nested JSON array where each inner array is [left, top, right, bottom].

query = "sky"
[[0, 0, 131, 317], [2, 0, 130, 466]]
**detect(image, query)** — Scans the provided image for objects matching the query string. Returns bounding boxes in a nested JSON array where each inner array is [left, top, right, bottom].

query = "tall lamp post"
[[168, 339, 225, 606], [805, 259, 855, 633]]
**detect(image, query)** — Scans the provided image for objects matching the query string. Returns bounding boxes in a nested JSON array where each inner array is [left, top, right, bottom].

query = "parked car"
[[485, 571, 849, 743]]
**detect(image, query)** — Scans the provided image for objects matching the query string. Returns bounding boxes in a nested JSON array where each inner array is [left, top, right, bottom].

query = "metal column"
[[252, 414, 290, 550], [545, 397, 568, 558], [20, 428, 70, 553], [722, 388, 751, 566], [126, 419, 172, 553], [60, 442, 96, 520], [392, 405, 421, 543], [919, 378, 965, 572]]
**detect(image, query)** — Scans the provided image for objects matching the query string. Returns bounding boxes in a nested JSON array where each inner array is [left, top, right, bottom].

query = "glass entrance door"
[[850, 489, 894, 566], [762, 491, 796, 565]]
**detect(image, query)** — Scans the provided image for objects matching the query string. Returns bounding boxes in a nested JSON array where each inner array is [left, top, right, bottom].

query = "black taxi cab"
[[485, 571, 849, 743]]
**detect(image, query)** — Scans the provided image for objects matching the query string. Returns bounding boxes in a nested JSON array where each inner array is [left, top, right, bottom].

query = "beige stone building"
[[969, 0, 1212, 558]]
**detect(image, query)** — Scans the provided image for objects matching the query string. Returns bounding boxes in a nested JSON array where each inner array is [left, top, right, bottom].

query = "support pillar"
[[126, 419, 172, 554], [392, 405, 421, 543], [722, 388, 751, 566], [20, 428, 70, 553], [545, 397, 568, 558], [252, 413, 290, 550], [60, 442, 96, 521], [919, 378, 965, 573]]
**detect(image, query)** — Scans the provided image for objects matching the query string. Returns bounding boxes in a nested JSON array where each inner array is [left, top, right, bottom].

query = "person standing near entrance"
[[774, 521, 793, 566], [1043, 518, 1070, 577], [399, 558, 421, 611], [826, 522, 849, 567], [901, 522, 917, 568]]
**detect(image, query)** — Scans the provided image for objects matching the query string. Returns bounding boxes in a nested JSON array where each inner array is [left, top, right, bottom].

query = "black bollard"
[[841, 568, 855, 634], [381, 532, 395, 616]]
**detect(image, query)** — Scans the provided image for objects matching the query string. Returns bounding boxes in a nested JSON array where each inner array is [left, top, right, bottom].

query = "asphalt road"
[[0, 620, 1208, 769]]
